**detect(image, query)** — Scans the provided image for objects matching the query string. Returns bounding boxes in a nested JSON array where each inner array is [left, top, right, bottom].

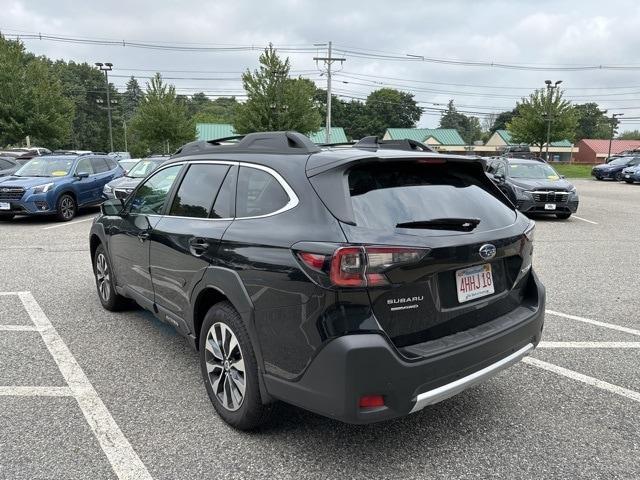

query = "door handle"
[[138, 231, 150, 243], [189, 237, 210, 257]]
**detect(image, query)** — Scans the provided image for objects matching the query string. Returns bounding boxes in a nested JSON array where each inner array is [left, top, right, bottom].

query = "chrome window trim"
[[127, 159, 299, 221]]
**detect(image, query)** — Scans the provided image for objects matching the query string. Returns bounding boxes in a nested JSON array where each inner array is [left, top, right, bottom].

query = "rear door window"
[[91, 157, 110, 173], [169, 163, 230, 218], [75, 158, 95, 176], [348, 161, 515, 233]]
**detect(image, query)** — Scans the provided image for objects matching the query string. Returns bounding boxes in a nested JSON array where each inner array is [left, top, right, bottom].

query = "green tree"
[[193, 96, 240, 124], [490, 108, 519, 134], [234, 45, 321, 134], [508, 88, 577, 154], [363, 88, 422, 137], [439, 100, 483, 144], [618, 130, 640, 140], [130, 73, 195, 156], [52, 60, 124, 151], [0, 36, 74, 148], [122, 77, 144, 121], [573, 103, 612, 141]]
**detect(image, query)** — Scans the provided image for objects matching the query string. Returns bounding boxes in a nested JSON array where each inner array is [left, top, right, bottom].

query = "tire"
[[625, 180, 634, 184], [556, 212, 572, 220], [55, 193, 77, 221], [0, 214, 14, 221], [199, 302, 273, 430], [615, 172, 623, 181], [93, 244, 129, 311]]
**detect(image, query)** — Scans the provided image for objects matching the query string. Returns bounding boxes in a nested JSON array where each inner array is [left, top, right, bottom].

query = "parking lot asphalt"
[[0, 178, 638, 479]]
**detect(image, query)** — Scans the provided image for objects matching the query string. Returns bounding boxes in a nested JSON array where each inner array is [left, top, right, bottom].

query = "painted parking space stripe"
[[546, 309, 640, 337], [524, 357, 640, 404], [538, 341, 640, 348], [42, 216, 96, 230], [13, 292, 153, 480], [0, 386, 73, 397], [0, 325, 40, 332], [572, 215, 598, 225]]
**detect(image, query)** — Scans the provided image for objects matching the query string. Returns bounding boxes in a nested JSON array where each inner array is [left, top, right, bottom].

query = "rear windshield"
[[348, 161, 516, 232]]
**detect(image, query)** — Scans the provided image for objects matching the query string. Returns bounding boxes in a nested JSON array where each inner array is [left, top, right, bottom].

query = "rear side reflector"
[[298, 252, 327, 271], [359, 395, 385, 409]]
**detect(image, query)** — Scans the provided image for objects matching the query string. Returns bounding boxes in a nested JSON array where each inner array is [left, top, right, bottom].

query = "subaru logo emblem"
[[479, 244, 496, 260]]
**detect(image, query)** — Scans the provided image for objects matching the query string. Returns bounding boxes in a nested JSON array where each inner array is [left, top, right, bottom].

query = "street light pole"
[[607, 113, 624, 160], [544, 80, 562, 162], [95, 62, 114, 153]]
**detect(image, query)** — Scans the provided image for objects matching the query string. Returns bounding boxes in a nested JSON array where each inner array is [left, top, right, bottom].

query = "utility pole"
[[314, 42, 345, 143], [544, 80, 562, 161], [607, 113, 624, 160], [96, 62, 114, 152], [123, 120, 128, 152]]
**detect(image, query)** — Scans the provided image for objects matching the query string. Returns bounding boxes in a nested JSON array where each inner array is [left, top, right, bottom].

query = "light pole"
[[544, 80, 562, 161], [95, 62, 114, 152], [607, 113, 624, 161]]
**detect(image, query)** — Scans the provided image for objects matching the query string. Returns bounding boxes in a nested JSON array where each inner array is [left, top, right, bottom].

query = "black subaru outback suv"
[[90, 132, 544, 429]]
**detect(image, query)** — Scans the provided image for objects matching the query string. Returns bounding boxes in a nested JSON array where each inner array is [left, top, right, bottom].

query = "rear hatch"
[[308, 154, 534, 348]]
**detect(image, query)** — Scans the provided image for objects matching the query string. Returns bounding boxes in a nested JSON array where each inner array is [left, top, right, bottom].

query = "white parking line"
[[546, 309, 640, 337], [0, 386, 73, 397], [42, 216, 96, 230], [14, 292, 152, 480], [524, 357, 640, 404], [539, 341, 640, 348], [0, 325, 40, 332], [572, 215, 598, 225]]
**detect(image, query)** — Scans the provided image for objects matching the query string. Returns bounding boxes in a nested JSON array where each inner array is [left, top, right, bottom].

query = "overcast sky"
[[3, 0, 640, 129]]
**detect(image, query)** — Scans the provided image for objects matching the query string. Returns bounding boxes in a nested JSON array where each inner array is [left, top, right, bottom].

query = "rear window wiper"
[[396, 218, 481, 231]]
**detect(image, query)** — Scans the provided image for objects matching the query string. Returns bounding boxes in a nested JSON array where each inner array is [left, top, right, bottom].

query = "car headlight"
[[103, 185, 113, 195], [513, 184, 531, 198], [569, 186, 577, 193], [32, 182, 55, 194]]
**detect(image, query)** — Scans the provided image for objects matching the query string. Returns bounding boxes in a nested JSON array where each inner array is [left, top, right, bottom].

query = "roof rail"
[[173, 131, 321, 157], [317, 141, 357, 147], [353, 136, 436, 152]]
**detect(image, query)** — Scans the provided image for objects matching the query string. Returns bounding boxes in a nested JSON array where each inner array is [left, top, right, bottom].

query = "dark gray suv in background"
[[90, 132, 545, 430]]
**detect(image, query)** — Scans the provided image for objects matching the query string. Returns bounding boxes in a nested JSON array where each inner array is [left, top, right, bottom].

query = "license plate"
[[455, 264, 494, 303], [544, 203, 556, 210], [0, 202, 10, 210]]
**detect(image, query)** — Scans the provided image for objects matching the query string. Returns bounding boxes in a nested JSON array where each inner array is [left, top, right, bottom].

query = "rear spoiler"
[[307, 155, 512, 226]]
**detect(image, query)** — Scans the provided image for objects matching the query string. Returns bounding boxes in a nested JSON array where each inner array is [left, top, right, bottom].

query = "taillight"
[[298, 246, 428, 288]]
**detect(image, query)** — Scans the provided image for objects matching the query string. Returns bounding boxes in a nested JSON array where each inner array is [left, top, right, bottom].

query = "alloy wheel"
[[95, 253, 111, 301], [204, 322, 246, 411], [60, 196, 75, 219]]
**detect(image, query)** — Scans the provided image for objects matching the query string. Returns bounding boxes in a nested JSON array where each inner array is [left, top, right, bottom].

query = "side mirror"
[[101, 198, 125, 216], [560, 175, 566, 179], [76, 171, 89, 179], [494, 173, 505, 182]]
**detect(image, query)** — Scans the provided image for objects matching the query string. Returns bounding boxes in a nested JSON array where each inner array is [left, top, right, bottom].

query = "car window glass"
[[129, 165, 182, 215], [494, 162, 506, 176], [76, 158, 95, 175], [348, 161, 515, 234], [91, 157, 110, 173], [0, 159, 13, 169], [169, 164, 229, 218], [211, 165, 236, 218], [236, 166, 289, 218]]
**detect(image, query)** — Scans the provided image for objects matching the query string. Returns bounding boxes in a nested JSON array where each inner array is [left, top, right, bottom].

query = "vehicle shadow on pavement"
[[4, 207, 100, 225]]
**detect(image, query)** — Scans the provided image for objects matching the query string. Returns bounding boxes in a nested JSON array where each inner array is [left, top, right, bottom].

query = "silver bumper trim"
[[410, 343, 534, 413]]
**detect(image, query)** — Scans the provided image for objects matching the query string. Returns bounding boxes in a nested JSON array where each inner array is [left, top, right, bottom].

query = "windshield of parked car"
[[607, 157, 632, 166], [14, 157, 75, 177], [127, 159, 162, 178], [508, 162, 560, 179]]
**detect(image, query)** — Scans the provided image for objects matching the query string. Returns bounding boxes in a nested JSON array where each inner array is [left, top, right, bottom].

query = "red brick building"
[[574, 139, 640, 164]]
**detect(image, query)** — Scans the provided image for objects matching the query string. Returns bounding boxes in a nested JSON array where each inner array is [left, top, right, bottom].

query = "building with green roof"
[[196, 123, 347, 144]]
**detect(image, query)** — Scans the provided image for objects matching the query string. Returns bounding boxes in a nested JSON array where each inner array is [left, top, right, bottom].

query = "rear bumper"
[[264, 271, 545, 424]]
